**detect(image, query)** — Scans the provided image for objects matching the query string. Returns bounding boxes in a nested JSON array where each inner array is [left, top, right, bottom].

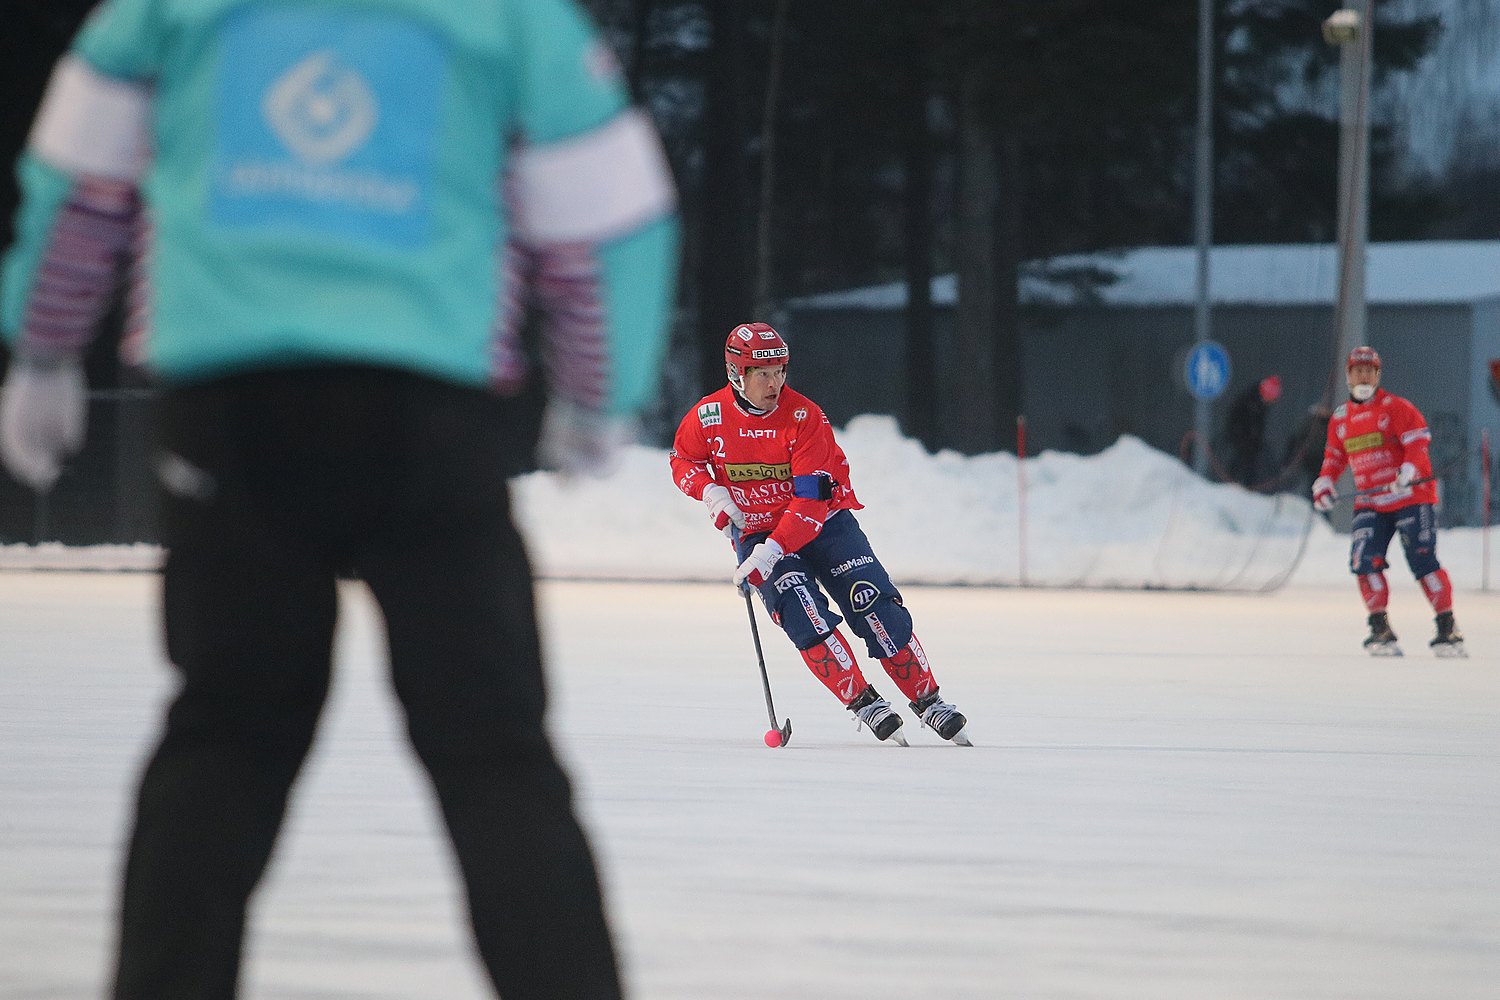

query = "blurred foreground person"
[[0, 0, 677, 996], [670, 323, 971, 746], [1312, 347, 1464, 658]]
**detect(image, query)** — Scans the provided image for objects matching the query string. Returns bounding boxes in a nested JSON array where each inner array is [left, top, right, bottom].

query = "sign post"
[[1184, 340, 1232, 474]]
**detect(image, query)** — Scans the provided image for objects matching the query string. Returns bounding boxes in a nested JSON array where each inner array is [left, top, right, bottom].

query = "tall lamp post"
[[1191, 0, 1214, 475], [1324, 2, 1373, 364]]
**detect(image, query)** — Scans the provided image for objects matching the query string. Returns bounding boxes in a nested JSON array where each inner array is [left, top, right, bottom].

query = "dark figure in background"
[[1285, 403, 1333, 501], [1224, 375, 1281, 487], [0, 0, 678, 997]]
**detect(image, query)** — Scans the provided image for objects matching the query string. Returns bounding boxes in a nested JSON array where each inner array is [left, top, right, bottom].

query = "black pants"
[[113, 366, 622, 1000]]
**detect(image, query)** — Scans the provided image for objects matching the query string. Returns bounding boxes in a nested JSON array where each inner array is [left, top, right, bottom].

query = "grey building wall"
[[1465, 298, 1500, 523], [778, 308, 907, 430], [781, 299, 1494, 525]]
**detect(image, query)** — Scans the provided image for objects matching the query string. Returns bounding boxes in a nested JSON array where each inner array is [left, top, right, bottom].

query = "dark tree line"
[[0, 0, 1457, 456], [587, 0, 1445, 452]]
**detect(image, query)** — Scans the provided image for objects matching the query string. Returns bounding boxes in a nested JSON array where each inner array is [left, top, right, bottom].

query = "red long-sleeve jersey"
[[1319, 388, 1437, 512], [670, 385, 862, 554]]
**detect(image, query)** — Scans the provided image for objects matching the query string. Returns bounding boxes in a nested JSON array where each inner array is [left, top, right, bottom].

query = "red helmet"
[[725, 322, 789, 391], [1346, 345, 1381, 370]]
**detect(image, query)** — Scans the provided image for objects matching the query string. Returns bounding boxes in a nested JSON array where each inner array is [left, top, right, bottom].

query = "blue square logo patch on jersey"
[[211, 8, 447, 247]]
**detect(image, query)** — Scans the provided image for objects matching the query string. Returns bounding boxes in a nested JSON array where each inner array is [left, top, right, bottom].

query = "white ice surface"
[[2, 572, 1497, 1000]]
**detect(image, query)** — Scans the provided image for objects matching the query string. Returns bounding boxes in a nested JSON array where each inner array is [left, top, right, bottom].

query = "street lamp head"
[[1322, 8, 1360, 45]]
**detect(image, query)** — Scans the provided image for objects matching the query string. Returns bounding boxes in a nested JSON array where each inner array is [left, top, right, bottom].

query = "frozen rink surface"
[[2, 573, 1498, 1000]]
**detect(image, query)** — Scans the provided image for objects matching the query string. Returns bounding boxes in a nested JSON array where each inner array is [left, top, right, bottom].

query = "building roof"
[[788, 241, 1500, 310]]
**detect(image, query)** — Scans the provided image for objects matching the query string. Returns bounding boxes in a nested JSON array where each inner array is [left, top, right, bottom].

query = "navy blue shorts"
[[738, 509, 914, 658], [1350, 503, 1440, 578]]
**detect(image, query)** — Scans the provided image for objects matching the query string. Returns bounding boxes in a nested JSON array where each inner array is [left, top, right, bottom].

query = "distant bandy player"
[[1312, 346, 1465, 657], [670, 322, 971, 745]]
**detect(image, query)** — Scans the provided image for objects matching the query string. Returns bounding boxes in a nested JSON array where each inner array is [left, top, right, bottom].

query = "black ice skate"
[[848, 686, 908, 746], [911, 691, 973, 746], [1362, 611, 1402, 657], [1429, 611, 1468, 659]]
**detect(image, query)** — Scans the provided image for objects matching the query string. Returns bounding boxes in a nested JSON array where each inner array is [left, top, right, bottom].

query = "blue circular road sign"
[[1184, 341, 1232, 402]]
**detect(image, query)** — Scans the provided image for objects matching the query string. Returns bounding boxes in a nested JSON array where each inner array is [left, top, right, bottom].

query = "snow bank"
[[3, 417, 1492, 592]]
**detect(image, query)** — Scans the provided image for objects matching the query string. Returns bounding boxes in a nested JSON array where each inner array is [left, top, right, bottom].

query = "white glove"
[[702, 483, 745, 535], [1311, 475, 1336, 513], [538, 398, 634, 480], [1395, 462, 1418, 488], [0, 353, 87, 492], [734, 538, 784, 589]]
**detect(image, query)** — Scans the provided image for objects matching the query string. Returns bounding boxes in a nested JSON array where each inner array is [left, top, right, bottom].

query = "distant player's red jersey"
[[1319, 388, 1437, 511], [670, 385, 862, 554]]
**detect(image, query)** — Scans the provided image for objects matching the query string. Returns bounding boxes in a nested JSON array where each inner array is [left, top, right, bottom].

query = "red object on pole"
[[1017, 415, 1028, 587], [1483, 429, 1492, 592]]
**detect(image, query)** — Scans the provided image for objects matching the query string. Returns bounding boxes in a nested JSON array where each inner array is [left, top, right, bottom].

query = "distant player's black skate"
[[848, 686, 908, 745], [1362, 611, 1402, 657], [911, 691, 972, 746], [1429, 611, 1467, 659]]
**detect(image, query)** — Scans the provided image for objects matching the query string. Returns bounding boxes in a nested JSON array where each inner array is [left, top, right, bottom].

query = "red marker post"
[[1484, 429, 1492, 593], [1017, 414, 1029, 587]]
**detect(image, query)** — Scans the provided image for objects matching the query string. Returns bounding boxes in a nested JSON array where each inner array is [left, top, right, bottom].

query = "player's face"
[[1347, 363, 1380, 392], [743, 364, 787, 409]]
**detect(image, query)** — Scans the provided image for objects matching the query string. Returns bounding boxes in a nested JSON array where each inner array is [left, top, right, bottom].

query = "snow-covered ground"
[[1, 425, 1497, 999]]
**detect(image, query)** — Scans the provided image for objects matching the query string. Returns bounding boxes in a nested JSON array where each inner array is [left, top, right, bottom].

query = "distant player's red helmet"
[[725, 322, 789, 391], [1346, 345, 1381, 370]]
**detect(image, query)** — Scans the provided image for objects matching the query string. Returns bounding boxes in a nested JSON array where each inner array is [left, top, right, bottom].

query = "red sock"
[[799, 628, 867, 706], [1357, 572, 1389, 612], [1420, 569, 1454, 614], [879, 633, 937, 705]]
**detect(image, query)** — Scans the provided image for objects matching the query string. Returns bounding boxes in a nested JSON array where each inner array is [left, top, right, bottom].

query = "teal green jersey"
[[2, 0, 678, 415]]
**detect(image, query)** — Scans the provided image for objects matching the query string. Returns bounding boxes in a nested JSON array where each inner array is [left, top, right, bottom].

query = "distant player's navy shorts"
[[1350, 503, 1440, 578]]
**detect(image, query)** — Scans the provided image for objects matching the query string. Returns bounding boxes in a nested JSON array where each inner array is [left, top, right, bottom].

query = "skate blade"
[[1431, 641, 1468, 659], [1365, 642, 1403, 657], [948, 728, 973, 747], [887, 730, 910, 747]]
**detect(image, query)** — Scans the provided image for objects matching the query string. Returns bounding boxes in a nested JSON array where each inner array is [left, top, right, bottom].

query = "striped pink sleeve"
[[18, 176, 139, 358], [532, 243, 608, 411], [490, 239, 537, 395], [119, 206, 153, 368]]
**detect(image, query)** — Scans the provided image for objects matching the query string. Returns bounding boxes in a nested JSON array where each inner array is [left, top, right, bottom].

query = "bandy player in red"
[[1312, 346, 1465, 657], [670, 322, 971, 744]]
